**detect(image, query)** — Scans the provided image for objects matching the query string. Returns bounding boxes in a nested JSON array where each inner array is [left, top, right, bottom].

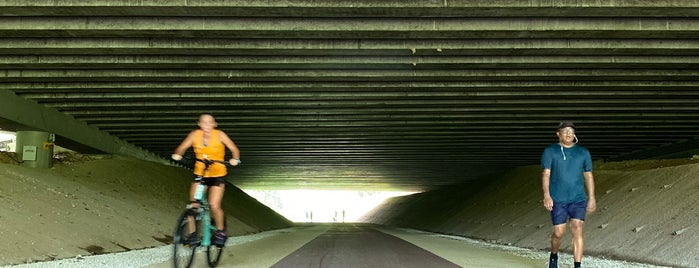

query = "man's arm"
[[542, 169, 553, 211], [584, 171, 596, 213]]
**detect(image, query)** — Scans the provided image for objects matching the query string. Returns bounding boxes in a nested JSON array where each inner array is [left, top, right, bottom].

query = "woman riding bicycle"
[[171, 114, 240, 246]]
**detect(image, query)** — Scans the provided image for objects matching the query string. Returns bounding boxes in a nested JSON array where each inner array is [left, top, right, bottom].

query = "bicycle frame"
[[189, 158, 231, 246], [189, 183, 218, 247]]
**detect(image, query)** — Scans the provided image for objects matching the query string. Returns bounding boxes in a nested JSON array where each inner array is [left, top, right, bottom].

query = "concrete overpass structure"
[[2, 1, 699, 191]]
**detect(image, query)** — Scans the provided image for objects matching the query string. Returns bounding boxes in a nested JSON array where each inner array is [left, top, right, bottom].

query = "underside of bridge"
[[2, 1, 699, 191]]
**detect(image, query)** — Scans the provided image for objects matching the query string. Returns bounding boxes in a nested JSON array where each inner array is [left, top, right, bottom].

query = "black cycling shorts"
[[194, 176, 226, 187]]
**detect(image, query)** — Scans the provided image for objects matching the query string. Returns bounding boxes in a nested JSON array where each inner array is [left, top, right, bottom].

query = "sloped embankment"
[[362, 159, 699, 267], [0, 153, 292, 265]]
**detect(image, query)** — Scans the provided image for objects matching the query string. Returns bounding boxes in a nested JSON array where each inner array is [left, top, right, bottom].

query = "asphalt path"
[[271, 224, 460, 267], [145, 223, 544, 268]]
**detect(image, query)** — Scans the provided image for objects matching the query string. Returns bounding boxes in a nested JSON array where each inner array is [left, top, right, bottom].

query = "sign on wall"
[[22, 145, 37, 161]]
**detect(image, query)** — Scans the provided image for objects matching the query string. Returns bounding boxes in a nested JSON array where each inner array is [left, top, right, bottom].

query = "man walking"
[[541, 121, 596, 268]]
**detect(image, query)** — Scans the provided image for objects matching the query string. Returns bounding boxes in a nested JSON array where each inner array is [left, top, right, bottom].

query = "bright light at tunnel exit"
[[243, 189, 416, 223], [0, 131, 16, 152]]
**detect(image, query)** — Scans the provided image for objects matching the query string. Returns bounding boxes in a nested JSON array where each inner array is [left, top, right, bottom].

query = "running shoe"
[[213, 230, 227, 246]]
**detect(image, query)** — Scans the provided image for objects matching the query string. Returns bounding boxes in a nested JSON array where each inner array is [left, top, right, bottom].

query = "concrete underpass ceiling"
[[2, 1, 699, 191]]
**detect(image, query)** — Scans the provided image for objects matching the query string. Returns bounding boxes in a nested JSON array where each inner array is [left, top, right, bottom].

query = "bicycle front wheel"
[[173, 210, 198, 268], [206, 218, 227, 267]]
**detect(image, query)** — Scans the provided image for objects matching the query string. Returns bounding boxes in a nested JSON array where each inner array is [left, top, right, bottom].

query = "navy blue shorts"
[[551, 201, 587, 225]]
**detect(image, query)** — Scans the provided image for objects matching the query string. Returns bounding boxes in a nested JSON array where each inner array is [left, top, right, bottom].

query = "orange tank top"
[[192, 129, 227, 177]]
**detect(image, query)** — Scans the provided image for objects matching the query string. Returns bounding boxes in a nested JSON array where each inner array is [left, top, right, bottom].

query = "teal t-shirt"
[[541, 143, 592, 203]]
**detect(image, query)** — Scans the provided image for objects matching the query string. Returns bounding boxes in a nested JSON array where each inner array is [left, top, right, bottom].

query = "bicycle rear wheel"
[[173, 210, 198, 268], [206, 218, 227, 267]]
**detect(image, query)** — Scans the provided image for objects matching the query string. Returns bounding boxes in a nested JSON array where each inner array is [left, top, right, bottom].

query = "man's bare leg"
[[571, 219, 585, 263], [549, 224, 567, 268], [551, 223, 567, 253]]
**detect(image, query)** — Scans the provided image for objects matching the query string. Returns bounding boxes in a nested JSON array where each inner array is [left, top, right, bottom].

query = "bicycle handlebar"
[[195, 158, 238, 168], [173, 156, 240, 169]]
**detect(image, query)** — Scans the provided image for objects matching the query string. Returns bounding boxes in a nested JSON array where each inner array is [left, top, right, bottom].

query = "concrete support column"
[[16, 130, 54, 168]]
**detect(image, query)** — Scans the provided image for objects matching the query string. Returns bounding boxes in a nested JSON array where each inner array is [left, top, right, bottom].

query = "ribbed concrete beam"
[[3, 55, 699, 70], [1, 0, 698, 17], [4, 81, 699, 90], [29, 100, 699, 111], [14, 87, 699, 99], [3, 38, 699, 56], [2, 17, 699, 39], [3, 69, 699, 82], [0, 89, 167, 164]]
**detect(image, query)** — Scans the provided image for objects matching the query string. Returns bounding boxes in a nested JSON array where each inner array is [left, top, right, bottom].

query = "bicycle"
[[172, 158, 235, 268]]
